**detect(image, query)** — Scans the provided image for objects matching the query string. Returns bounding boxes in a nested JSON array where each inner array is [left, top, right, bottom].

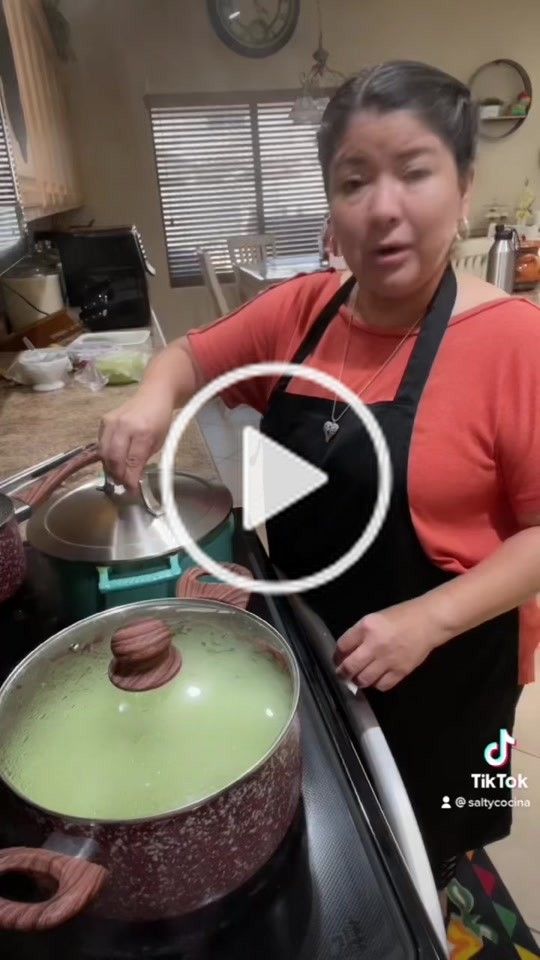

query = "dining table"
[[237, 253, 329, 301]]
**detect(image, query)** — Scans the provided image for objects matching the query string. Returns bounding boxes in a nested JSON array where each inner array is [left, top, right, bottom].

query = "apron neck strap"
[[270, 267, 456, 404], [395, 266, 457, 405], [271, 274, 356, 397]]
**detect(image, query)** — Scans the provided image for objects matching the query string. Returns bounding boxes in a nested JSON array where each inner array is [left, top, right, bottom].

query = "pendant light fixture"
[[289, 0, 345, 125]]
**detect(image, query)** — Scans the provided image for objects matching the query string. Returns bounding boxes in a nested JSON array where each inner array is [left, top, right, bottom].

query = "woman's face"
[[328, 109, 472, 299]]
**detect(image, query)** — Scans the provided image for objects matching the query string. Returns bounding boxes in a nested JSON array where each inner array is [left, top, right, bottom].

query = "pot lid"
[[25, 467, 232, 564], [0, 595, 298, 822]]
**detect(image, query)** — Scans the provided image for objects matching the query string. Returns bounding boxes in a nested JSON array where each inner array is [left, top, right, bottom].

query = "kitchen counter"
[[0, 365, 219, 487]]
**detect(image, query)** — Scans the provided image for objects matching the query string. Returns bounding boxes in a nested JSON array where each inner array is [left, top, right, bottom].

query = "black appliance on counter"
[[34, 226, 156, 331], [0, 522, 446, 960]]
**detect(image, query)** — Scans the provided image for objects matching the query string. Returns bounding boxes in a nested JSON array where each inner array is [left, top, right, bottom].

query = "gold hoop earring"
[[456, 217, 470, 241]]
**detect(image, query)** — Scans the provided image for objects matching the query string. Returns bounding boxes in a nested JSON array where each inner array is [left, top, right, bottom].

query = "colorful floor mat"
[[447, 848, 539, 960]]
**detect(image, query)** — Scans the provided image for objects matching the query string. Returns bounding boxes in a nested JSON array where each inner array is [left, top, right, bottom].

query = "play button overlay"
[[160, 362, 392, 597], [242, 427, 327, 531]]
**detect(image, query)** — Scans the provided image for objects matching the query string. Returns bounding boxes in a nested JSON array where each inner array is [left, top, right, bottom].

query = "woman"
[[99, 62, 540, 913]]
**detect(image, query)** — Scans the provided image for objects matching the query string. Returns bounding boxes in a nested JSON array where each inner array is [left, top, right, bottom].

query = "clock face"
[[207, 0, 300, 58]]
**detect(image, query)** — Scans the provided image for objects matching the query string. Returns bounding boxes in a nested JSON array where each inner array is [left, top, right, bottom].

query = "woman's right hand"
[[98, 390, 175, 491]]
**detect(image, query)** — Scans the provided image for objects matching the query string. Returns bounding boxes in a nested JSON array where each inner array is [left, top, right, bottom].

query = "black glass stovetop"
[[0, 529, 446, 960]]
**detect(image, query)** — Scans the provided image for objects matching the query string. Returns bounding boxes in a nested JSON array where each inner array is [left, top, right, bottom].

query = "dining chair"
[[196, 248, 229, 318], [451, 237, 492, 280], [227, 234, 277, 270]]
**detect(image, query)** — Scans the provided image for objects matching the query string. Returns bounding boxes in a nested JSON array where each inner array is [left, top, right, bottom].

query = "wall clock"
[[207, 0, 300, 59]]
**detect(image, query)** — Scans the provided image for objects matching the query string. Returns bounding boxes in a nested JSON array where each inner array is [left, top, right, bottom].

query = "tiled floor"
[[197, 400, 540, 942]]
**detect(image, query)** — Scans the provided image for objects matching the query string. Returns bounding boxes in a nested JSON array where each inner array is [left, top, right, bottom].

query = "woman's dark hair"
[[318, 60, 479, 193]]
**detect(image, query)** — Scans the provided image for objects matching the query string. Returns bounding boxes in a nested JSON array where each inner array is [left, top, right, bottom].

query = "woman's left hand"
[[334, 597, 449, 692]]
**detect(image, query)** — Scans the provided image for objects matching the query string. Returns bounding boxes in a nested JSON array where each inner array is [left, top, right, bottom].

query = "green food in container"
[[96, 351, 149, 385]]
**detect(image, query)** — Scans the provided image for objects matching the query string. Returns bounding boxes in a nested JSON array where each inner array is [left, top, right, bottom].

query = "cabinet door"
[[2, 0, 82, 219]]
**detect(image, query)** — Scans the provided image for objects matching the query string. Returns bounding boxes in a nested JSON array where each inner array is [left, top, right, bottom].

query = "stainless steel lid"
[[26, 467, 232, 564]]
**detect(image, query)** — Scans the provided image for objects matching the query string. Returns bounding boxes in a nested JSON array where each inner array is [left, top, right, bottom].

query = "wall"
[[59, 0, 540, 340]]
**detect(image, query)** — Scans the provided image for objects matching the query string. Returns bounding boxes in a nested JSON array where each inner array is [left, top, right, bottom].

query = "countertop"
[[0, 338, 219, 488]]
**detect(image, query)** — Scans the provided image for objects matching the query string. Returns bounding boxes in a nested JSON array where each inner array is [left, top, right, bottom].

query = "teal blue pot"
[[49, 514, 235, 622]]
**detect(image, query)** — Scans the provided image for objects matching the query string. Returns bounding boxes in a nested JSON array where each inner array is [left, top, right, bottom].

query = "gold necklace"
[[323, 304, 422, 443]]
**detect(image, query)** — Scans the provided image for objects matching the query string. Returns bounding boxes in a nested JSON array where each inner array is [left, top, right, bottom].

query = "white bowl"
[[18, 350, 71, 392]]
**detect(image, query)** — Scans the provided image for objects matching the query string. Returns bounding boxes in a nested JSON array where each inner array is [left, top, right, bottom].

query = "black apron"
[[261, 269, 520, 877]]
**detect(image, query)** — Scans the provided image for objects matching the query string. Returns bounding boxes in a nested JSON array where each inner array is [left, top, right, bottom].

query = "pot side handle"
[[16, 445, 101, 509], [0, 846, 107, 932], [176, 564, 253, 609], [177, 566, 289, 671]]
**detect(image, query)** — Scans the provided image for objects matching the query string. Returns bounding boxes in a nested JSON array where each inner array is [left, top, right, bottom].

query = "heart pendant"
[[323, 420, 339, 443]]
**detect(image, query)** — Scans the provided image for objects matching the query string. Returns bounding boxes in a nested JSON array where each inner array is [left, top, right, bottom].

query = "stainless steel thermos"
[[486, 224, 520, 293]]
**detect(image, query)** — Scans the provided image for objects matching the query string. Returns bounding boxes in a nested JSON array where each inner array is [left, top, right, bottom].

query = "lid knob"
[[109, 618, 182, 692]]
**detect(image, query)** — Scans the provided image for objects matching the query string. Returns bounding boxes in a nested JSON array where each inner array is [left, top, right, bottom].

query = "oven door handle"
[[286, 593, 448, 955], [342, 687, 448, 953]]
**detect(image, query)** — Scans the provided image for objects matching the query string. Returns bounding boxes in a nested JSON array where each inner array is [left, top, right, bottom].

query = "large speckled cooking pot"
[[0, 566, 301, 931], [0, 495, 26, 603]]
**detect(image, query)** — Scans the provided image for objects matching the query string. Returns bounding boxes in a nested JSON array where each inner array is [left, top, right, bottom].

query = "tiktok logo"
[[483, 729, 516, 768]]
